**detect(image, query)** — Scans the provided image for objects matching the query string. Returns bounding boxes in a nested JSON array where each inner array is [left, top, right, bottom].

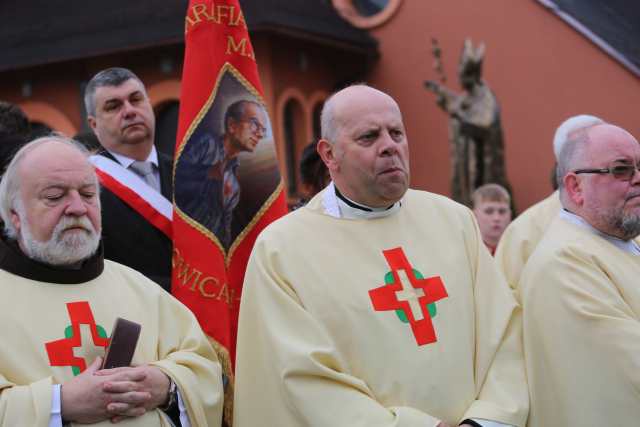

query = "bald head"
[[574, 125, 639, 179], [317, 85, 410, 207], [321, 85, 401, 143], [552, 114, 604, 160], [560, 124, 640, 239], [0, 137, 95, 228]]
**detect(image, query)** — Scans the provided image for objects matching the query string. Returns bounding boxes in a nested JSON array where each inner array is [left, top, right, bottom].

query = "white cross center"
[[394, 269, 425, 321], [72, 324, 104, 363]]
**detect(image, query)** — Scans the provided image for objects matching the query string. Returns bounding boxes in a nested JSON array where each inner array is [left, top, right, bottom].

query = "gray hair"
[[556, 129, 592, 192], [0, 134, 96, 239], [320, 93, 338, 143], [553, 114, 604, 160], [84, 67, 145, 117]]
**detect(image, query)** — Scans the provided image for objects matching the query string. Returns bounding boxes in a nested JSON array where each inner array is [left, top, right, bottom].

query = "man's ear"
[[317, 139, 339, 172], [564, 173, 584, 206], [227, 118, 238, 134], [87, 115, 97, 133], [10, 209, 21, 236]]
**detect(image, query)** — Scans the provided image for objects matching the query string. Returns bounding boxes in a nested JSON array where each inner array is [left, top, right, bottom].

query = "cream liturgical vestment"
[[234, 188, 528, 427], [521, 215, 640, 426], [0, 239, 223, 427], [494, 191, 560, 301]]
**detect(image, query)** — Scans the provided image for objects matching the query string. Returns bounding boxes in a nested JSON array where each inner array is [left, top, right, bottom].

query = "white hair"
[[320, 89, 341, 143], [0, 135, 97, 239], [552, 114, 604, 160]]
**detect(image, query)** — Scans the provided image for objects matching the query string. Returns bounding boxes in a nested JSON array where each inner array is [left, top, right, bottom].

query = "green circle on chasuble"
[[383, 269, 437, 323]]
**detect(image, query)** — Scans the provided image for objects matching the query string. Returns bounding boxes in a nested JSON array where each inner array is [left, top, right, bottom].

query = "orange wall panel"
[[366, 0, 640, 210]]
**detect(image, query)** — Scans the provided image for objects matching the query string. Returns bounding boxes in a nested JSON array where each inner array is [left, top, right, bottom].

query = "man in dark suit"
[[85, 68, 173, 291]]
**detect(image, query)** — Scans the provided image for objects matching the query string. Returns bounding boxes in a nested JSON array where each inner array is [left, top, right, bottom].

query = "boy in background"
[[472, 183, 512, 255]]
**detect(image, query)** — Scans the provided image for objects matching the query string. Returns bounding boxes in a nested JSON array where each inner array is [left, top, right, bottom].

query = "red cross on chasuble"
[[369, 247, 448, 346], [45, 301, 110, 375]]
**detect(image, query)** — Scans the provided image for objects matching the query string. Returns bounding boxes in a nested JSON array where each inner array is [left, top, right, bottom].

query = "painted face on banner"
[[173, 71, 282, 251], [228, 102, 268, 153]]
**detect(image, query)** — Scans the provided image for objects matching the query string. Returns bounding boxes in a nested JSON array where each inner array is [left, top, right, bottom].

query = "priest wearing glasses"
[[521, 122, 640, 426]]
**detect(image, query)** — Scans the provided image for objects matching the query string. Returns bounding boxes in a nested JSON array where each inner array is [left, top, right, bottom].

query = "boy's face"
[[473, 199, 512, 245]]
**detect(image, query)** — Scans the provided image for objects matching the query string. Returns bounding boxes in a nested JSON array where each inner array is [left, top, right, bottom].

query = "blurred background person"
[[472, 183, 512, 255], [0, 101, 30, 174], [73, 130, 101, 152], [291, 141, 330, 209]]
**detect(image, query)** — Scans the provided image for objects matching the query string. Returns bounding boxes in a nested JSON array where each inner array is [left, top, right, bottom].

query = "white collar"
[[559, 209, 640, 255], [321, 182, 402, 220], [108, 146, 159, 169]]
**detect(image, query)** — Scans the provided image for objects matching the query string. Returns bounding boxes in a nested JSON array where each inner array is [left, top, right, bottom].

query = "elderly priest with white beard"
[[0, 136, 223, 426]]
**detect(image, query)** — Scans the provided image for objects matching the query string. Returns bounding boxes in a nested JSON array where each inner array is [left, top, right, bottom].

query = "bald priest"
[[234, 85, 528, 427]]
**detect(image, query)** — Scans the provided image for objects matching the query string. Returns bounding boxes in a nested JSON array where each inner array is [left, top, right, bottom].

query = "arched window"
[[19, 101, 76, 137], [332, 0, 402, 28], [283, 99, 306, 197], [353, 0, 389, 16], [154, 101, 180, 160]]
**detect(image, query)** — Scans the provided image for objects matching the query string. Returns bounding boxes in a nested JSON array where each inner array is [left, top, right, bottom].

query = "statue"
[[425, 38, 512, 208]]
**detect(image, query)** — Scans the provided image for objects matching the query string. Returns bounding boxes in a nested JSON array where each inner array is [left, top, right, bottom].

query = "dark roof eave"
[[252, 25, 379, 58], [0, 29, 377, 74], [0, 35, 185, 74]]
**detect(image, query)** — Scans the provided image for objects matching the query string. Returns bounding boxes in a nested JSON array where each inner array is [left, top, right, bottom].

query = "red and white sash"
[[89, 155, 173, 238]]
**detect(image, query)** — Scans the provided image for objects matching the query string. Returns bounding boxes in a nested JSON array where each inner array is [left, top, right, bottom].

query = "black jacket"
[[98, 150, 173, 292]]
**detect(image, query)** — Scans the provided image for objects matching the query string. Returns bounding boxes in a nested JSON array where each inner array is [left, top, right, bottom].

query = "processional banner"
[[172, 1, 288, 421]]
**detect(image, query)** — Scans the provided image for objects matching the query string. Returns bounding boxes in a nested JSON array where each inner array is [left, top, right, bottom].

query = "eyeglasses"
[[573, 163, 640, 181], [245, 117, 267, 134]]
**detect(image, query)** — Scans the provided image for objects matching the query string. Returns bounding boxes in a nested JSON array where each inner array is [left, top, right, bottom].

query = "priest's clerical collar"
[[560, 209, 640, 255], [0, 235, 104, 284], [322, 182, 402, 219]]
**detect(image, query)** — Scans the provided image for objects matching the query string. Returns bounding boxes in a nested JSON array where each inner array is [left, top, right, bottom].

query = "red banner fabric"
[[173, 0, 288, 373]]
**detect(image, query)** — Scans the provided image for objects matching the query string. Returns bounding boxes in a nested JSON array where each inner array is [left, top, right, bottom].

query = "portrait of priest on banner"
[[175, 71, 280, 251]]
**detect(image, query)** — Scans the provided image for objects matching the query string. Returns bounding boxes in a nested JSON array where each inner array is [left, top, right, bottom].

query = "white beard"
[[18, 209, 100, 266]]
